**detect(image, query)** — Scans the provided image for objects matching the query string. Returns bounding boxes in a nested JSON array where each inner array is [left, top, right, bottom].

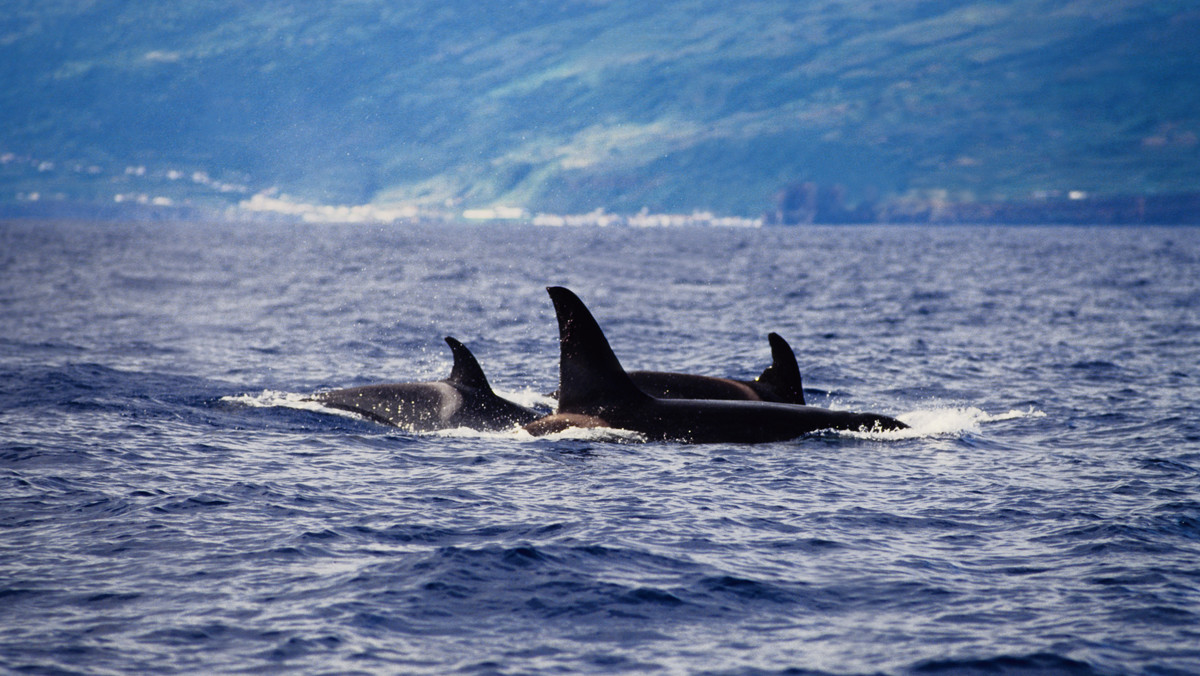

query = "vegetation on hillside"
[[2, 1, 1197, 216]]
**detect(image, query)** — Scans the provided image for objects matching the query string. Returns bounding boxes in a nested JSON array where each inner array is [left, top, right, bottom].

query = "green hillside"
[[2, 0, 1197, 216]]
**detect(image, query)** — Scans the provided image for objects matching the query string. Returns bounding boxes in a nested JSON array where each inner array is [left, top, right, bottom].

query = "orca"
[[311, 337, 540, 432], [628, 332, 806, 405], [524, 287, 907, 443]]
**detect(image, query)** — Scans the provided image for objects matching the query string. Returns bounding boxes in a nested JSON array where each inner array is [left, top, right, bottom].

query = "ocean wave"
[[911, 651, 1100, 674], [8, 222, 1198, 675]]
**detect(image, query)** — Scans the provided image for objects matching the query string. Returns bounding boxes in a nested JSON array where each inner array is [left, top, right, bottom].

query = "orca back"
[[536, 287, 906, 442], [546, 286, 650, 414], [628, 371, 760, 401], [313, 336, 539, 431], [444, 336, 493, 392], [443, 336, 540, 429], [753, 332, 805, 405]]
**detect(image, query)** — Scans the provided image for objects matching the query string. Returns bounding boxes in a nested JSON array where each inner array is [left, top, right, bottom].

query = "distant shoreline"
[[766, 184, 1200, 226], [3, 193, 1198, 227]]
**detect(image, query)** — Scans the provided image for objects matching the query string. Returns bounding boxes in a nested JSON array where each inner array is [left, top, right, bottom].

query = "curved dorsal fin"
[[756, 332, 805, 405], [546, 287, 649, 413], [444, 336, 493, 392]]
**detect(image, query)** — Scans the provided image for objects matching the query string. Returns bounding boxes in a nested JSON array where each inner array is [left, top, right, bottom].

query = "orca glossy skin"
[[629, 332, 806, 405], [524, 287, 907, 443], [551, 333, 806, 404], [312, 337, 539, 432]]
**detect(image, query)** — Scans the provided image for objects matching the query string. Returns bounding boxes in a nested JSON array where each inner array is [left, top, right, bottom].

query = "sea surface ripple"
[[2, 220, 1199, 674]]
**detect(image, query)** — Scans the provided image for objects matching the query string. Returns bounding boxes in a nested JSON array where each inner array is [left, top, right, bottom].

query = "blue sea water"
[[1, 219, 1199, 675]]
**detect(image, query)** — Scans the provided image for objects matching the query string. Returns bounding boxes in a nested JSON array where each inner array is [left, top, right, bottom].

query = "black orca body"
[[312, 337, 539, 432], [524, 287, 906, 443], [629, 332, 806, 405]]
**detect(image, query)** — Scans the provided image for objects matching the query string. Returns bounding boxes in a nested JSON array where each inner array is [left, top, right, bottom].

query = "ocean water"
[[2, 219, 1199, 675]]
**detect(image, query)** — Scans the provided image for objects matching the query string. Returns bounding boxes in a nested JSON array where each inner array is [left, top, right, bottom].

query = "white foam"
[[221, 390, 361, 418], [430, 426, 523, 440], [841, 405, 1046, 440], [510, 425, 647, 444], [495, 388, 558, 410], [979, 407, 1047, 423]]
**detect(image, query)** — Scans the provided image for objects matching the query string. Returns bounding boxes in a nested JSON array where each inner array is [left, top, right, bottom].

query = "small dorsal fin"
[[444, 336, 493, 392], [756, 332, 805, 405], [546, 287, 649, 413]]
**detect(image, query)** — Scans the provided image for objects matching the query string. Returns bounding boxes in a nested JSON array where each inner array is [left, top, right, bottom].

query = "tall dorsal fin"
[[546, 287, 649, 413], [444, 336, 493, 392], [756, 332, 805, 405]]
